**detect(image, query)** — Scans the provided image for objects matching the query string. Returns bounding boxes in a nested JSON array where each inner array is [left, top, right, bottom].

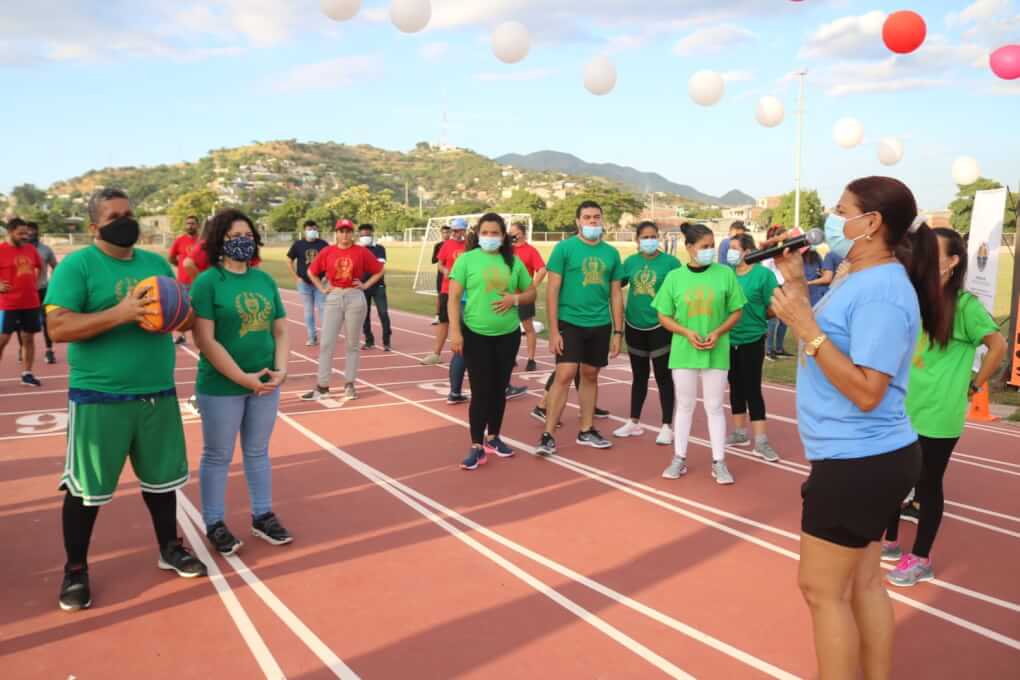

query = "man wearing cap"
[[420, 218, 467, 365], [301, 219, 384, 401]]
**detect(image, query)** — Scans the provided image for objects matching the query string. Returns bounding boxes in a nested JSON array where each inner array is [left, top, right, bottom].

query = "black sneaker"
[[505, 385, 528, 400], [594, 407, 610, 419], [525, 359, 538, 372], [45, 350, 56, 365], [447, 393, 468, 405], [252, 512, 293, 546], [362, 342, 375, 350], [58, 566, 91, 612], [530, 405, 546, 422], [174, 336, 187, 345], [577, 428, 612, 449], [21, 373, 41, 388], [206, 521, 242, 556], [536, 432, 557, 457], [158, 540, 208, 578], [301, 386, 329, 401], [901, 501, 921, 524]]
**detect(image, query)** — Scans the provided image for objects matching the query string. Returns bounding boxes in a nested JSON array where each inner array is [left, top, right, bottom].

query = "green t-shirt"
[[730, 264, 778, 345], [44, 245, 176, 395], [191, 267, 286, 396], [906, 292, 999, 438], [651, 264, 747, 370], [450, 249, 533, 337], [622, 252, 682, 330], [546, 236, 624, 328]]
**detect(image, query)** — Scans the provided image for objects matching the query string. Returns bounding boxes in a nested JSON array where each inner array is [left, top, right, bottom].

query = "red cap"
[[336, 219, 355, 231]]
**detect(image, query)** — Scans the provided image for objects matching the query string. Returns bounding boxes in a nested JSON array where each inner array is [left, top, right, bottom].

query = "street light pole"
[[794, 69, 808, 232]]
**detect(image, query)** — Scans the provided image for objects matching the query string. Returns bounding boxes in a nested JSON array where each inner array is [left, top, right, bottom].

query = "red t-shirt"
[[169, 233, 197, 284], [513, 242, 546, 276], [187, 239, 210, 274], [308, 245, 383, 289], [436, 239, 466, 294], [0, 243, 42, 310]]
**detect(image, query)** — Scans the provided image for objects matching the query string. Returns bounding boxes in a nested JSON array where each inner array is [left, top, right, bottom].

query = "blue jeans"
[[197, 389, 280, 527], [767, 318, 788, 354], [450, 352, 466, 397], [362, 285, 392, 346], [297, 280, 325, 343]]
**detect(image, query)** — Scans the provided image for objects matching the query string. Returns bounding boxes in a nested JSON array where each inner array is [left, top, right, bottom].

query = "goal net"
[[411, 213, 533, 297]]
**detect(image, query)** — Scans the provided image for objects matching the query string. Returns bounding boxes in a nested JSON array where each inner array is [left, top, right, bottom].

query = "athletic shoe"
[[776, 350, 795, 358], [662, 456, 688, 479], [536, 432, 557, 457], [174, 336, 187, 345], [881, 541, 902, 562], [530, 405, 547, 423], [343, 383, 357, 400], [594, 407, 610, 419], [206, 521, 242, 556], [901, 501, 921, 524], [21, 373, 41, 388], [447, 393, 468, 405], [58, 566, 91, 612], [252, 512, 293, 546], [45, 350, 56, 365], [712, 461, 735, 485], [655, 424, 674, 446], [755, 441, 781, 462], [431, 316, 440, 326], [301, 386, 329, 401], [461, 448, 484, 470], [158, 540, 207, 578], [384, 345, 392, 353], [505, 385, 528, 400], [420, 352, 441, 365], [362, 342, 375, 350], [765, 353, 777, 362], [305, 338, 318, 347], [613, 421, 644, 438], [887, 554, 934, 587], [577, 428, 612, 449], [484, 437, 515, 458], [726, 430, 750, 446], [525, 359, 538, 372]]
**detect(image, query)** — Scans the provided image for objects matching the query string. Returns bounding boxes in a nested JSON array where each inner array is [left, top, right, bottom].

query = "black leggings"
[[463, 326, 521, 445], [728, 336, 767, 421], [885, 435, 957, 558], [625, 325, 674, 424], [62, 490, 178, 569]]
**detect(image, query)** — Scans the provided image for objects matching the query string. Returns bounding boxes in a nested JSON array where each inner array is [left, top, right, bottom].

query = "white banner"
[[965, 187, 1007, 315]]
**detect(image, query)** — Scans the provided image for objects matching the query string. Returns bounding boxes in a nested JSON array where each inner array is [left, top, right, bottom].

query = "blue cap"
[[450, 218, 468, 230]]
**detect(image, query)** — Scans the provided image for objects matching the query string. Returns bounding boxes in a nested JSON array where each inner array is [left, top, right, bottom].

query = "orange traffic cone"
[[967, 383, 999, 423]]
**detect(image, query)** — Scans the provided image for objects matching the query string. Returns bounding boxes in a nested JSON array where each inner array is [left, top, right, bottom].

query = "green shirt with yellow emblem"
[[546, 236, 624, 328], [622, 251, 681, 330], [450, 248, 533, 336]]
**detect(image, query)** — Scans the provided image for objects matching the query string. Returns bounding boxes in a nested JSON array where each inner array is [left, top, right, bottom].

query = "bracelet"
[[613, 330, 623, 336]]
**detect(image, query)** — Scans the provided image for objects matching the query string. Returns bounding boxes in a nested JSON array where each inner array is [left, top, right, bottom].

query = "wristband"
[[613, 330, 623, 336]]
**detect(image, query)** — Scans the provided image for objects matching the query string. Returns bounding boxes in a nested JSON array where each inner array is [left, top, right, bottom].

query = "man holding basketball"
[[46, 187, 207, 612]]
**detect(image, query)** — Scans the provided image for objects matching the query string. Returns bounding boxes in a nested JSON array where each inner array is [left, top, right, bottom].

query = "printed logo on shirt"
[[114, 277, 141, 301], [14, 255, 35, 277], [235, 292, 273, 336], [582, 257, 607, 287], [304, 249, 320, 266], [334, 256, 354, 282], [484, 265, 509, 293], [684, 288, 716, 318], [632, 267, 657, 297], [911, 335, 927, 369]]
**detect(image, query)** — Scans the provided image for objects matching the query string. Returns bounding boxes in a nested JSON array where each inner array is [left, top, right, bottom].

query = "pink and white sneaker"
[[887, 553, 934, 587]]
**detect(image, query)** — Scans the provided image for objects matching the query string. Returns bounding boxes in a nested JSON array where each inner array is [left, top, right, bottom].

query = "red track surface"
[[2, 288, 1019, 679]]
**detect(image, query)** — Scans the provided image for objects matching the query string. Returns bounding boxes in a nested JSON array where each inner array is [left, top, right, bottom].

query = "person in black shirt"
[[359, 224, 392, 351], [287, 220, 329, 346], [431, 225, 451, 325]]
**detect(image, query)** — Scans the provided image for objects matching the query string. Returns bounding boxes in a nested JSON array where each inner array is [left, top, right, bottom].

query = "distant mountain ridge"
[[496, 150, 754, 206]]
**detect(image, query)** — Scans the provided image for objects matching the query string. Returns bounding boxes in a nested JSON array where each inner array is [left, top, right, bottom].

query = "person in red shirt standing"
[[510, 222, 547, 371], [167, 215, 200, 345], [0, 218, 44, 387], [420, 218, 468, 365], [301, 219, 384, 401]]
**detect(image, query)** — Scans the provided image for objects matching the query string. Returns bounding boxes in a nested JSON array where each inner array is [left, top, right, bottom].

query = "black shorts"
[[518, 302, 537, 322], [625, 324, 671, 359], [0, 308, 42, 335], [556, 321, 612, 368], [438, 293, 451, 324], [801, 442, 921, 548]]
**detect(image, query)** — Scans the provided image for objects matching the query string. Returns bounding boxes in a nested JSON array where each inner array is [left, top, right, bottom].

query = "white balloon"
[[952, 156, 981, 186], [755, 96, 785, 127], [688, 70, 725, 107], [320, 0, 361, 21], [833, 117, 864, 149], [390, 0, 431, 34], [877, 137, 904, 166], [492, 21, 530, 64], [583, 56, 617, 96]]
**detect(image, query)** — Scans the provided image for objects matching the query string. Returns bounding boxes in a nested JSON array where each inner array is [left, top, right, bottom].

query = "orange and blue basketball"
[[133, 276, 192, 333]]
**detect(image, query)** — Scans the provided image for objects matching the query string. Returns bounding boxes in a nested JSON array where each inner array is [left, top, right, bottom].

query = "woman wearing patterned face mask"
[[613, 221, 680, 444], [191, 209, 292, 556], [652, 223, 745, 484]]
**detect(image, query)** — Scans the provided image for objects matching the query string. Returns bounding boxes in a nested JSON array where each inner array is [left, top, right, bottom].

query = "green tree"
[[267, 198, 309, 232], [12, 183, 47, 207], [539, 188, 645, 232], [687, 207, 723, 219], [949, 178, 1017, 234], [438, 199, 489, 216], [771, 190, 825, 231], [169, 189, 219, 232], [757, 208, 774, 229], [496, 189, 547, 215]]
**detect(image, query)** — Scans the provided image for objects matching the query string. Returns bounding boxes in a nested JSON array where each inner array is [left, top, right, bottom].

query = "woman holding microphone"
[[769, 176, 943, 680]]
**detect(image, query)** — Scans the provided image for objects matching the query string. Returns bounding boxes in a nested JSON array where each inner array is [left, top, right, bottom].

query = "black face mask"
[[99, 216, 140, 248]]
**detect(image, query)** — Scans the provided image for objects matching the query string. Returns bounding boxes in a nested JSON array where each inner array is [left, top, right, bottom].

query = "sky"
[[1, 0, 1019, 210]]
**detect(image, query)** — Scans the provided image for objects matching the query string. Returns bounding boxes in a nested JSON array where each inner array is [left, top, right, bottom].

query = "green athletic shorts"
[[60, 396, 188, 506]]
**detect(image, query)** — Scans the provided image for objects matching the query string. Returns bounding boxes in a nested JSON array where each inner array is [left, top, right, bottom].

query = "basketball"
[[133, 276, 192, 333]]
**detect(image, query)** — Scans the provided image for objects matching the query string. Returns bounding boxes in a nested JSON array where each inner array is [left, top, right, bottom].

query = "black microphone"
[[743, 228, 825, 265]]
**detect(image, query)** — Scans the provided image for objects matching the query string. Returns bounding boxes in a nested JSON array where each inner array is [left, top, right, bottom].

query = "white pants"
[[317, 288, 367, 387], [672, 368, 728, 462]]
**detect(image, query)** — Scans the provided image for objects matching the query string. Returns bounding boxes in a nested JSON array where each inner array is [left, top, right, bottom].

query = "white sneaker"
[[419, 352, 441, 365], [662, 456, 687, 479], [613, 421, 644, 438], [712, 460, 735, 485], [655, 424, 673, 445]]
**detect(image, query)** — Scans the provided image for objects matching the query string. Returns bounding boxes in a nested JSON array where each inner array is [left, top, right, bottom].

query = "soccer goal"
[[411, 213, 533, 297]]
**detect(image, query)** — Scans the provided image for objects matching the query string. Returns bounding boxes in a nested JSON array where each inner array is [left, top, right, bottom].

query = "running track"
[[2, 288, 1019, 679]]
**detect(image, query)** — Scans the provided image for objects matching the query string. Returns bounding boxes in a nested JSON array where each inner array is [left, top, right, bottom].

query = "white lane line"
[[177, 490, 361, 680], [280, 412, 776, 680], [175, 498, 286, 679], [953, 453, 1020, 470]]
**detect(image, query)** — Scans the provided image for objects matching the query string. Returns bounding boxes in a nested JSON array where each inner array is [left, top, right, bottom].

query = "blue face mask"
[[223, 235, 257, 262], [478, 236, 503, 252], [695, 248, 716, 266], [638, 238, 659, 254], [824, 212, 872, 259], [726, 249, 742, 266], [581, 225, 603, 241]]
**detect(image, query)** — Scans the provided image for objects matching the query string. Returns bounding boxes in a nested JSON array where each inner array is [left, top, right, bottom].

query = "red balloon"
[[990, 45, 1020, 80], [883, 10, 927, 54]]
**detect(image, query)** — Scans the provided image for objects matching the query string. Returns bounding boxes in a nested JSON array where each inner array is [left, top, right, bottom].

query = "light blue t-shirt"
[[796, 263, 920, 461]]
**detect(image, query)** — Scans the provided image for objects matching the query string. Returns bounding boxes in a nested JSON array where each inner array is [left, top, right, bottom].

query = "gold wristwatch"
[[804, 334, 828, 357]]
